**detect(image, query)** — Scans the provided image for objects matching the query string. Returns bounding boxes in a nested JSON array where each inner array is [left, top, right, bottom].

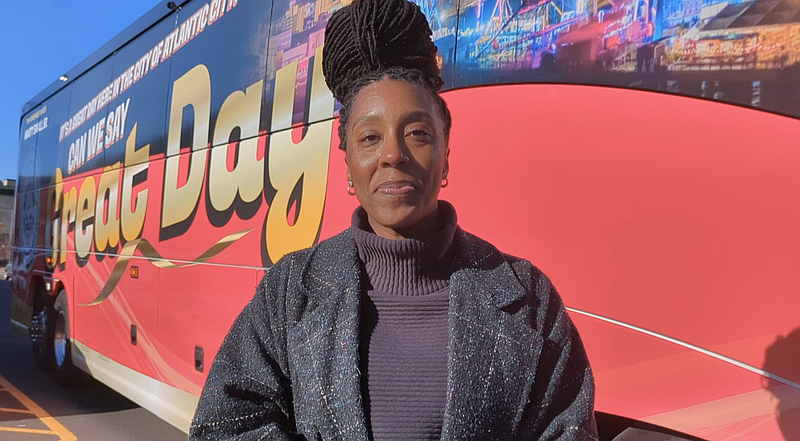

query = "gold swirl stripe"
[[80, 228, 257, 307]]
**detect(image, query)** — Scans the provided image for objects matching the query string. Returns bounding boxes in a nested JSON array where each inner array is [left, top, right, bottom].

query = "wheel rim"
[[54, 312, 67, 368]]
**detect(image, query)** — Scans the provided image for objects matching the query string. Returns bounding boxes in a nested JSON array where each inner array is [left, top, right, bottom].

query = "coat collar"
[[449, 228, 531, 308], [293, 228, 542, 440]]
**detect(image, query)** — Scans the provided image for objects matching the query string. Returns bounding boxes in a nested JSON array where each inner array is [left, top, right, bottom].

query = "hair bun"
[[322, 0, 442, 103]]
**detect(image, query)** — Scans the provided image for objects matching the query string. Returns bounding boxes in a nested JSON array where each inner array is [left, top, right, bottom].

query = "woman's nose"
[[379, 135, 409, 167]]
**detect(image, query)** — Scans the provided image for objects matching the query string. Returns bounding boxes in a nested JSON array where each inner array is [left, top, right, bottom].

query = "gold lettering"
[[75, 177, 97, 259], [162, 65, 210, 230], [60, 187, 78, 265], [209, 80, 264, 211], [122, 124, 150, 241], [45, 168, 63, 268], [95, 163, 121, 252], [271, 61, 297, 133], [265, 46, 334, 263]]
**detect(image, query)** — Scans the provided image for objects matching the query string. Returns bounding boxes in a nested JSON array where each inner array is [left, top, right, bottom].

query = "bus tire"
[[31, 289, 55, 372], [53, 290, 81, 386]]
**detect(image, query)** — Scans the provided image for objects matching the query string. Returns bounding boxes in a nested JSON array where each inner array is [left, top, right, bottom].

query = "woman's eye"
[[358, 133, 380, 144], [407, 129, 431, 139]]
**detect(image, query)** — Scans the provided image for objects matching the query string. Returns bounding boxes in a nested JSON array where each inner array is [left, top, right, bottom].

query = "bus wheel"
[[53, 291, 80, 386], [31, 296, 54, 372]]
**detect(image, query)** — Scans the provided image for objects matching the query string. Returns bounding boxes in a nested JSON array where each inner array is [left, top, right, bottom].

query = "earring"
[[441, 172, 449, 188], [347, 180, 356, 196]]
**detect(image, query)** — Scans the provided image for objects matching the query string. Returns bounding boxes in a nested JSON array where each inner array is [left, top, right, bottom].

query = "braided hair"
[[322, 0, 452, 150]]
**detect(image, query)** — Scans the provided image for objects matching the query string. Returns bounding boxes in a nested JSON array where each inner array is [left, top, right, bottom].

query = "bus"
[[11, 0, 800, 439]]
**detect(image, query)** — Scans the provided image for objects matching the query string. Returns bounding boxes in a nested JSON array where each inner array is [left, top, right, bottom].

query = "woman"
[[190, 0, 598, 439]]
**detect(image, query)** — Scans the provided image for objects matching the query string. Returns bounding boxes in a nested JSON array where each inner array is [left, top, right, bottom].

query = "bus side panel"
[[12, 107, 42, 327], [69, 12, 180, 382], [13, 80, 74, 328], [60, 56, 116, 181], [158, 264, 263, 393], [11, 188, 38, 328], [442, 83, 800, 440], [570, 313, 793, 441]]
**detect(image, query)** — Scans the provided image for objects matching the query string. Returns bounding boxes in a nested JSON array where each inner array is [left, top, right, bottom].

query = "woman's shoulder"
[[265, 229, 356, 274], [258, 228, 359, 298], [453, 227, 553, 295], [453, 227, 548, 283]]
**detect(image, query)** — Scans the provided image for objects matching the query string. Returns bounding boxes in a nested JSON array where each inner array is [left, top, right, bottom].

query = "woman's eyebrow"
[[400, 110, 435, 124], [351, 110, 434, 128], [352, 112, 383, 128]]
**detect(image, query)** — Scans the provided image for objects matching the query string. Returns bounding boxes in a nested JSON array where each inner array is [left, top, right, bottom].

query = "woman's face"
[[345, 78, 449, 239]]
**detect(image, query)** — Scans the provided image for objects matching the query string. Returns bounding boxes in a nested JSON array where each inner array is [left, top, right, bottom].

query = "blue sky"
[[0, 0, 163, 183]]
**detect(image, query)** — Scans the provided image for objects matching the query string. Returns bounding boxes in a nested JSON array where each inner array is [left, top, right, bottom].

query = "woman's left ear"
[[344, 151, 351, 180]]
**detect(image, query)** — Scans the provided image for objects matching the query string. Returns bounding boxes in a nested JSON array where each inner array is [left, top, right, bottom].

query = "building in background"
[[0, 179, 15, 266]]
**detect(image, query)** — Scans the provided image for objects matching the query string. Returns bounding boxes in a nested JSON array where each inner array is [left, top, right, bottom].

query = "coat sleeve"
[[189, 262, 303, 440], [522, 270, 599, 441]]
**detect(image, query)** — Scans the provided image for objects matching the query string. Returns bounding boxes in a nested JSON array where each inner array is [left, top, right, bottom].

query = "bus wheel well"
[[31, 277, 53, 310], [53, 289, 82, 386], [52, 280, 66, 300]]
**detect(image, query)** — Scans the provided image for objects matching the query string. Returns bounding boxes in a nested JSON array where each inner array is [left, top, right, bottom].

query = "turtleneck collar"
[[351, 201, 458, 296]]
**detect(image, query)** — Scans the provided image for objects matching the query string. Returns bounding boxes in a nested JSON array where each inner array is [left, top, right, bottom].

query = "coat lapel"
[[286, 231, 370, 441], [441, 229, 545, 440]]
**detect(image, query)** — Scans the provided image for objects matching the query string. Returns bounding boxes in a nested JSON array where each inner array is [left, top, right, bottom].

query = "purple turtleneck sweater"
[[352, 202, 458, 440]]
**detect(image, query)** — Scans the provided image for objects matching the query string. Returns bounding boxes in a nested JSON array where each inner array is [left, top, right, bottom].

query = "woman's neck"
[[352, 201, 458, 296], [367, 208, 442, 240]]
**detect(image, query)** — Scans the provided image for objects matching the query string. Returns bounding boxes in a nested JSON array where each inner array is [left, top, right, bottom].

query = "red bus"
[[12, 0, 800, 439]]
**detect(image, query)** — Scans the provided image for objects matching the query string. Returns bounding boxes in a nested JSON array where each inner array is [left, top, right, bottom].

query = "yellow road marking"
[[0, 374, 77, 441], [0, 407, 35, 414], [0, 427, 56, 435]]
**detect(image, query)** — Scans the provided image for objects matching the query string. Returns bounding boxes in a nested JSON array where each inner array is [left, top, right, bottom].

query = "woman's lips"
[[377, 181, 416, 196]]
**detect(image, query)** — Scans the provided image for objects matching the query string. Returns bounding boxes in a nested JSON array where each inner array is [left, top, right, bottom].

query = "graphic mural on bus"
[[448, 0, 800, 116], [14, 0, 800, 336], [30, 2, 334, 302], [11, 0, 800, 438], [268, 0, 800, 117]]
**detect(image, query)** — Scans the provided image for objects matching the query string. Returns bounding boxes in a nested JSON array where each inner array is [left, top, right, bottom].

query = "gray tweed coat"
[[190, 227, 598, 440]]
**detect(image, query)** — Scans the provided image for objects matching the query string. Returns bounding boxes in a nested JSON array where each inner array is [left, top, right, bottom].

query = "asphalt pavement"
[[0, 279, 188, 440]]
